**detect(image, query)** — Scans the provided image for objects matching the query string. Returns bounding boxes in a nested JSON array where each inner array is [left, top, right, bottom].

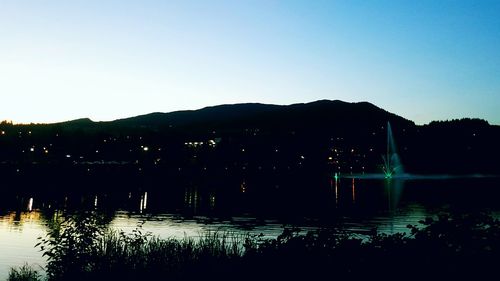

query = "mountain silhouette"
[[0, 100, 498, 178], [110, 100, 414, 132]]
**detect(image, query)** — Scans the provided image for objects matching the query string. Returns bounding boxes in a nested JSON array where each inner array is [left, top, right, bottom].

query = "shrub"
[[36, 211, 108, 281]]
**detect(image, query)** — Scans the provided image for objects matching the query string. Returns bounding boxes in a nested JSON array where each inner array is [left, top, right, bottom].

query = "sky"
[[1, 0, 499, 125]]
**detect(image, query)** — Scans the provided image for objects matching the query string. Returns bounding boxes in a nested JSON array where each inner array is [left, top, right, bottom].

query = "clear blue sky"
[[1, 0, 499, 124]]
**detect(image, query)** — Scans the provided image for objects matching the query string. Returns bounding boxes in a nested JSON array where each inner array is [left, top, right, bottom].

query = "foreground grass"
[[10, 212, 500, 281], [7, 264, 41, 281]]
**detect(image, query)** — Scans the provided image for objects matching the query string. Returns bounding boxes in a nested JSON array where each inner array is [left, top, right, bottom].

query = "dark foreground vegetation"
[[9, 212, 500, 281]]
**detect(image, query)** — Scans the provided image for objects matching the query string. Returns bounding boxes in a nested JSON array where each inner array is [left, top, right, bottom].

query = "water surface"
[[1, 176, 499, 280]]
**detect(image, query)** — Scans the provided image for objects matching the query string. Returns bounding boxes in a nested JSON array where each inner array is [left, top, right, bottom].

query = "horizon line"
[[1, 99, 495, 126]]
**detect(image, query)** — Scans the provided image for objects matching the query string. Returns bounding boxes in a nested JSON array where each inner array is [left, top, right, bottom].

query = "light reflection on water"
[[1, 177, 500, 280], [0, 210, 297, 280], [0, 211, 46, 281], [109, 212, 289, 240]]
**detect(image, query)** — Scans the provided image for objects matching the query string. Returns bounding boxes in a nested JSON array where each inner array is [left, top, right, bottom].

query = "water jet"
[[382, 122, 403, 179]]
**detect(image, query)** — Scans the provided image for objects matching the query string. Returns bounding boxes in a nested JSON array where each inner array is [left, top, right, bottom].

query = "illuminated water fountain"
[[336, 121, 408, 180], [337, 121, 494, 181], [382, 122, 404, 179]]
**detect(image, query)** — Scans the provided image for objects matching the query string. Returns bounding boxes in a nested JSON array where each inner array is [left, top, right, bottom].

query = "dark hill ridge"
[[1, 100, 498, 176], [13, 100, 414, 137], [109, 100, 414, 133]]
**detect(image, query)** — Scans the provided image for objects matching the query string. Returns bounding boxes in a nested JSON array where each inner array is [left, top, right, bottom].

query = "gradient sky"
[[1, 0, 499, 124]]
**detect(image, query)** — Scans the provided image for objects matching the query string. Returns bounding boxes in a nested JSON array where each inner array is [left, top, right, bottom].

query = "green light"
[[334, 172, 339, 180]]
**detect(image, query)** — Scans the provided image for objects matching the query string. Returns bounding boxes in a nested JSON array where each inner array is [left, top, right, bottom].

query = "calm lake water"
[[1, 176, 499, 280]]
